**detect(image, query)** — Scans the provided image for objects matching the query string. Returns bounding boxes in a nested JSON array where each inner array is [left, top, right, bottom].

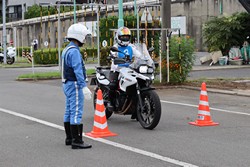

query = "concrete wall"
[[0, 0, 248, 50], [171, 0, 246, 50]]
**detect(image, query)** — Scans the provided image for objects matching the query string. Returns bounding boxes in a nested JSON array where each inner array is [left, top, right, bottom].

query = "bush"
[[162, 36, 195, 83], [100, 47, 111, 66]]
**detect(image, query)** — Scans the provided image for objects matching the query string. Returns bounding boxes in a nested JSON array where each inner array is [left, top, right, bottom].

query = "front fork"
[[136, 84, 144, 112]]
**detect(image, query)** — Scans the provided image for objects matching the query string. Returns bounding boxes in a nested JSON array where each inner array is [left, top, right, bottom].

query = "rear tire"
[[93, 87, 113, 119], [137, 90, 161, 130]]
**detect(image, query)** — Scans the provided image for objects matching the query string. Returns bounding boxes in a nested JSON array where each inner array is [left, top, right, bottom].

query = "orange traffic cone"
[[189, 82, 219, 127], [86, 89, 117, 138]]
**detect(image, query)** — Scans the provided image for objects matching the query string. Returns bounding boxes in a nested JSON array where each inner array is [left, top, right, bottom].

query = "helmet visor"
[[119, 35, 130, 42]]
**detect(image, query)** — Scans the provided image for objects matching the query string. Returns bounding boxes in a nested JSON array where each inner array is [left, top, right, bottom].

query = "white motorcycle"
[[91, 45, 161, 130], [0, 47, 16, 64]]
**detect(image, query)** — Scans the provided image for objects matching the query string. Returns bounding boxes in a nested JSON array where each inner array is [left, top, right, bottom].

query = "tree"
[[203, 12, 250, 54], [24, 4, 71, 19]]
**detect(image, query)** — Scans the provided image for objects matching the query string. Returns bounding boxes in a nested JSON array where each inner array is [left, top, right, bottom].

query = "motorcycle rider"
[[107, 26, 142, 112], [62, 23, 92, 149]]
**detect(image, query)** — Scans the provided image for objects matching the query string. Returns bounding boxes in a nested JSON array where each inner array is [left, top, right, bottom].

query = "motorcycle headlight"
[[139, 66, 148, 73]]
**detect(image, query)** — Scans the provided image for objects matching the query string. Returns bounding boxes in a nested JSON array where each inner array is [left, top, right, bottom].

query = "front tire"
[[93, 87, 113, 119], [137, 90, 161, 130], [7, 57, 15, 65]]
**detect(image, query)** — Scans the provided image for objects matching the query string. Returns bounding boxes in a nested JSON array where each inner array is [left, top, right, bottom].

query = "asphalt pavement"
[[1, 57, 250, 167]]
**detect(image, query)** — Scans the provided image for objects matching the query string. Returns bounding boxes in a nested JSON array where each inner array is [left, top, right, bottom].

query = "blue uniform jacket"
[[62, 42, 86, 89]]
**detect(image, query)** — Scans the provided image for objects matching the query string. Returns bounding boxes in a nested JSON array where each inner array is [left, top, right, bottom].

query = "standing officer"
[[62, 23, 92, 149]]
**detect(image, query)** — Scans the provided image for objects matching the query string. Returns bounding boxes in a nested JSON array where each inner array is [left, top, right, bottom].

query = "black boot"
[[70, 125, 92, 149], [78, 124, 83, 143], [64, 122, 72, 146], [78, 124, 92, 148]]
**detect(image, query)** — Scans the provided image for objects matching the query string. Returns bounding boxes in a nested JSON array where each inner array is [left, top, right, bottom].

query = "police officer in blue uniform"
[[107, 27, 141, 111], [62, 23, 92, 149]]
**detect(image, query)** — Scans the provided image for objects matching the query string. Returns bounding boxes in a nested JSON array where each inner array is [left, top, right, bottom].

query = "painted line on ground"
[[0, 107, 198, 167], [161, 100, 250, 116]]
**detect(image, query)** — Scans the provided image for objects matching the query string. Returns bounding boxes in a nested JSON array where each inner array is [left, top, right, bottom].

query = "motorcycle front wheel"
[[137, 90, 161, 130], [93, 87, 113, 119], [7, 57, 15, 65]]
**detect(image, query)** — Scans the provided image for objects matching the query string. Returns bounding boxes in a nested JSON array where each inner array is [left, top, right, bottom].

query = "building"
[[0, 0, 96, 22]]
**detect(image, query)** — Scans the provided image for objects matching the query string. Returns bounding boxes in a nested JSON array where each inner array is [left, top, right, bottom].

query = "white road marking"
[[161, 100, 250, 116], [0, 107, 198, 167]]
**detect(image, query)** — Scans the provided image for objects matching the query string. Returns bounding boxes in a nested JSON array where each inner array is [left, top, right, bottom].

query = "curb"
[[192, 64, 250, 71], [16, 77, 60, 81], [153, 85, 250, 97]]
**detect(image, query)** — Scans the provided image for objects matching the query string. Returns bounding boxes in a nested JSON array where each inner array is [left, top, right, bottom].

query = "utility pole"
[[57, 2, 62, 71], [73, 0, 76, 23], [118, 0, 124, 28], [161, 0, 171, 52], [134, 0, 137, 16], [3, 0, 7, 64]]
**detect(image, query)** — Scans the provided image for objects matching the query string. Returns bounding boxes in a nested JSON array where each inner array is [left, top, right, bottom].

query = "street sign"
[[171, 16, 186, 34], [102, 40, 107, 47], [44, 41, 48, 47]]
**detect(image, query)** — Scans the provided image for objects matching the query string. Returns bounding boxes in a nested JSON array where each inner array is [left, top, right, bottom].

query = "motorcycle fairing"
[[118, 67, 149, 92], [96, 73, 110, 86]]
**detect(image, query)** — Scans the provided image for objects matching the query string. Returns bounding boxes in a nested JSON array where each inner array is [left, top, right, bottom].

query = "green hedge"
[[33, 48, 98, 64], [17, 47, 31, 57], [34, 48, 59, 64]]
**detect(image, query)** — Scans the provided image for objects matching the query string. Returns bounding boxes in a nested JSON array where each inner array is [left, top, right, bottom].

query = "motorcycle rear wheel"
[[93, 87, 113, 119], [137, 90, 161, 130]]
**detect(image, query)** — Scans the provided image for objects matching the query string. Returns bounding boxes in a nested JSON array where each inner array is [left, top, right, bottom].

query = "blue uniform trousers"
[[63, 81, 84, 125]]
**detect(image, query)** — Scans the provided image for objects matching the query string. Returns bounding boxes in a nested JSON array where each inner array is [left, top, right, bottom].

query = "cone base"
[[189, 121, 219, 127], [85, 131, 118, 138]]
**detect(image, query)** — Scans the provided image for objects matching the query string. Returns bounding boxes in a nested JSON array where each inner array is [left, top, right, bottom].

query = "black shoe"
[[71, 141, 92, 149], [70, 125, 92, 149], [64, 122, 72, 146]]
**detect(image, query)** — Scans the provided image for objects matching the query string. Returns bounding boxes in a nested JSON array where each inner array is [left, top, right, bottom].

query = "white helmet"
[[66, 23, 91, 44], [115, 27, 131, 46]]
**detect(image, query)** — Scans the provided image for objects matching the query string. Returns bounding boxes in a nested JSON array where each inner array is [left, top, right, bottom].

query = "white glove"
[[82, 87, 92, 100]]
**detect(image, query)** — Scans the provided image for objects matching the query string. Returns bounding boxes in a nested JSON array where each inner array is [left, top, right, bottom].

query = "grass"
[[17, 69, 96, 80], [18, 72, 61, 80]]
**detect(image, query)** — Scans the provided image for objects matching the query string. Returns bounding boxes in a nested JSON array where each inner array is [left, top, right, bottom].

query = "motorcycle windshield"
[[130, 43, 155, 69]]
